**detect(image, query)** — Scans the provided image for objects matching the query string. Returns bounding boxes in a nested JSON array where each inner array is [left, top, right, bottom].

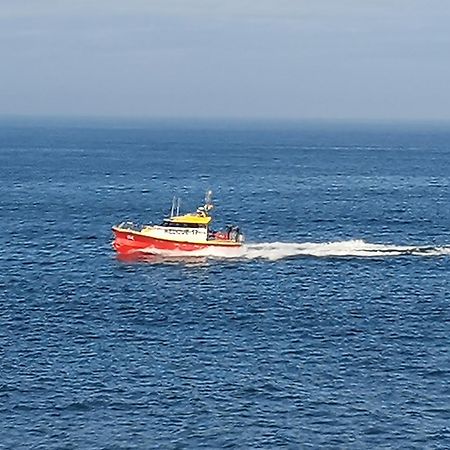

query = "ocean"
[[1, 119, 449, 448]]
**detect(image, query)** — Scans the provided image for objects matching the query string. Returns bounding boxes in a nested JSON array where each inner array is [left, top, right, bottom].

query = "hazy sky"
[[1, 0, 450, 120]]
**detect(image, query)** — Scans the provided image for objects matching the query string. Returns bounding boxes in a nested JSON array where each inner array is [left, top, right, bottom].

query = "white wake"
[[139, 239, 450, 261]]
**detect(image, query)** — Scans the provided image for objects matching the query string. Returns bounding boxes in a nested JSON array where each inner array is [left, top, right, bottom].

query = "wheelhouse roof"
[[165, 214, 212, 225]]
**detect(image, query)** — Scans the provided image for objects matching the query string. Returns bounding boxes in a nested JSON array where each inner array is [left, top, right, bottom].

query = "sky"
[[1, 0, 450, 121]]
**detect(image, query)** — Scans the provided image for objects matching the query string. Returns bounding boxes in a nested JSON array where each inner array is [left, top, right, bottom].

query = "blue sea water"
[[1, 119, 450, 449]]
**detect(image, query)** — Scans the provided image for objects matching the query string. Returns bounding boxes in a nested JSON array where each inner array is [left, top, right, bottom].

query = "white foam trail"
[[140, 245, 243, 259], [138, 239, 450, 261], [243, 240, 450, 260]]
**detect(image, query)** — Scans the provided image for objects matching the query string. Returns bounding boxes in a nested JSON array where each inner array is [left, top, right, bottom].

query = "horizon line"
[[1, 113, 450, 128]]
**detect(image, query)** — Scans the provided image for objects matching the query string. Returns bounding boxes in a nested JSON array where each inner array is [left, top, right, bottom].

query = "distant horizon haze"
[[1, 0, 450, 121]]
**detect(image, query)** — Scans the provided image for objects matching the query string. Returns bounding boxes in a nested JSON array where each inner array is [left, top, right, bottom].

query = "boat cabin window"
[[160, 221, 206, 229]]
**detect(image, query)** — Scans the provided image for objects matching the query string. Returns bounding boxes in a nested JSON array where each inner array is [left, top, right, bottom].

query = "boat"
[[112, 191, 244, 255]]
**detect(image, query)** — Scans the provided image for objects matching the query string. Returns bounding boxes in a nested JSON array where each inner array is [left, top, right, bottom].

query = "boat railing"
[[118, 221, 141, 231], [208, 226, 244, 243]]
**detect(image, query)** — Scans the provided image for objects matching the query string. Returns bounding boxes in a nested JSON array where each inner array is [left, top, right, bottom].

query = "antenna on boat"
[[204, 189, 213, 213], [176, 197, 181, 216], [170, 196, 176, 217]]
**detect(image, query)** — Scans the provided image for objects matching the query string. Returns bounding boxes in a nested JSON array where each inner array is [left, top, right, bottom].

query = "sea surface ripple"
[[1, 120, 450, 449]]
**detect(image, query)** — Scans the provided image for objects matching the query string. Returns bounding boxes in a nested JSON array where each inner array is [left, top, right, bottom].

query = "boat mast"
[[204, 190, 213, 213], [170, 196, 176, 217]]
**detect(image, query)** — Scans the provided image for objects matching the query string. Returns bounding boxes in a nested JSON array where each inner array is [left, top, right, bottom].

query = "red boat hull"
[[112, 228, 241, 255]]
